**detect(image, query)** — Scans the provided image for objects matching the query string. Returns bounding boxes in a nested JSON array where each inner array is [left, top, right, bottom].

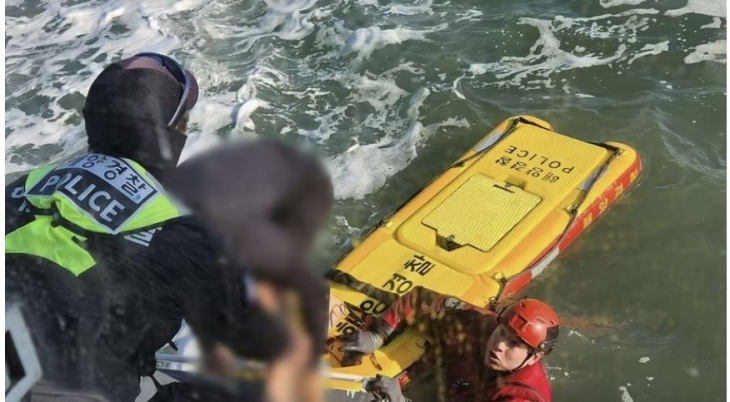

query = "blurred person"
[[150, 139, 334, 402]]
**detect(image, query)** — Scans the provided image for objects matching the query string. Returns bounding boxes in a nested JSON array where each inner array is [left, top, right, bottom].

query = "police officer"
[[5, 53, 289, 401]]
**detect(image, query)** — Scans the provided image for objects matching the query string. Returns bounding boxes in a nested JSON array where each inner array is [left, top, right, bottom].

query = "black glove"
[[339, 318, 396, 354], [366, 375, 405, 402], [339, 330, 385, 355]]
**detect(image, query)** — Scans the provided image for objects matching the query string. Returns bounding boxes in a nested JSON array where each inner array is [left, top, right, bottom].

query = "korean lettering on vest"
[[26, 154, 158, 233]]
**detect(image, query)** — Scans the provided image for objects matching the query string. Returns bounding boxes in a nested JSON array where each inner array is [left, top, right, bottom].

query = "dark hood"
[[82, 65, 188, 181]]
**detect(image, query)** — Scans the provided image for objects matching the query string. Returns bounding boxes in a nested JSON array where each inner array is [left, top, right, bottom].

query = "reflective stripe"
[[578, 168, 604, 191], [5, 218, 96, 276], [528, 247, 560, 278], [473, 131, 504, 153]]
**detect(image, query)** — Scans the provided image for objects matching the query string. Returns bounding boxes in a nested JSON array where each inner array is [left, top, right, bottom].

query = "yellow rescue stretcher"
[[323, 115, 642, 391]]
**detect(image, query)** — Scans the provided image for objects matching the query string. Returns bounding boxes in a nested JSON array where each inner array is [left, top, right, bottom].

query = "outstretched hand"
[[338, 331, 385, 355]]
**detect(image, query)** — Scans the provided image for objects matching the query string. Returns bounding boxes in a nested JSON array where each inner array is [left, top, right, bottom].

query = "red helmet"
[[498, 299, 560, 355]]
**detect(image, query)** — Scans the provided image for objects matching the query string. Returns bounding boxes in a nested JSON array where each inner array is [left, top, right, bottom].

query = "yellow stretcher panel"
[[421, 175, 542, 253], [394, 120, 610, 277], [324, 115, 642, 392]]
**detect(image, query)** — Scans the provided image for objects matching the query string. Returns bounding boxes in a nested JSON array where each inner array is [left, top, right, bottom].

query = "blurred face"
[[275, 179, 332, 254], [484, 324, 542, 371]]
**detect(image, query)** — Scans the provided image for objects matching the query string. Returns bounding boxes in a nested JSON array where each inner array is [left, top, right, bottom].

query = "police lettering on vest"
[[7, 154, 185, 276], [25, 154, 158, 234]]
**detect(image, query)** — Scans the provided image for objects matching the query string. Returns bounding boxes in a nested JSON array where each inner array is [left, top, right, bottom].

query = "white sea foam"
[[464, 10, 681, 90], [666, 0, 726, 17], [619, 385, 635, 402], [600, 0, 647, 8], [700, 17, 723, 29], [341, 26, 434, 59], [684, 40, 727, 64]]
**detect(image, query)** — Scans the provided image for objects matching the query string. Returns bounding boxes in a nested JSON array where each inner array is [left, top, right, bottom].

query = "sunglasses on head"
[[133, 52, 191, 128]]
